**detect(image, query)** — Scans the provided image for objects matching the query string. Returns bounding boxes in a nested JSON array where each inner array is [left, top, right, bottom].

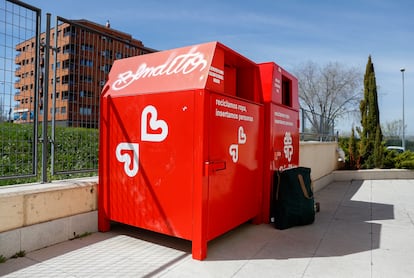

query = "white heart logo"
[[116, 142, 139, 177], [283, 131, 293, 162], [141, 105, 168, 142], [229, 144, 239, 163], [238, 126, 246, 144]]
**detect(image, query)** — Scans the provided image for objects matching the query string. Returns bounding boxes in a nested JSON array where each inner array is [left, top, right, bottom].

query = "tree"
[[359, 55, 383, 168], [382, 119, 405, 139], [295, 61, 362, 139], [348, 127, 359, 169]]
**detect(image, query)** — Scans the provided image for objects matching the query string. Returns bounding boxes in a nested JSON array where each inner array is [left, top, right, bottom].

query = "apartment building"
[[14, 19, 155, 127]]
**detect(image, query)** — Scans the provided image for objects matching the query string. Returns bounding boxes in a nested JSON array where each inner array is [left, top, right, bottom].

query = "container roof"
[[103, 41, 256, 97]]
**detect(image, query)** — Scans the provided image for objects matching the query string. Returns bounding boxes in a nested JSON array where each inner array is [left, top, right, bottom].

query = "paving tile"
[[304, 252, 372, 278], [372, 247, 414, 277], [234, 258, 310, 278]]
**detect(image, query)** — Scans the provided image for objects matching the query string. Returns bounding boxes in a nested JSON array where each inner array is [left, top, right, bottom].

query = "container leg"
[[98, 210, 111, 232], [192, 240, 207, 260], [252, 214, 262, 225]]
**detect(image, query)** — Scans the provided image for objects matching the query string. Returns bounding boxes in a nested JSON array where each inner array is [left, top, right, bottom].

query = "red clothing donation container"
[[98, 42, 264, 260], [258, 62, 300, 223]]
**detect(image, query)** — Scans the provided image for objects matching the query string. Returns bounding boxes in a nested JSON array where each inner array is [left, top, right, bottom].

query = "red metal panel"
[[258, 62, 300, 224], [207, 92, 263, 240], [106, 42, 217, 96], [207, 47, 225, 94], [271, 104, 299, 171], [258, 62, 282, 104], [100, 91, 196, 240]]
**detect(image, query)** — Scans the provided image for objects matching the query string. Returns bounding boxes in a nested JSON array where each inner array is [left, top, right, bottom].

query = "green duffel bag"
[[272, 167, 315, 230]]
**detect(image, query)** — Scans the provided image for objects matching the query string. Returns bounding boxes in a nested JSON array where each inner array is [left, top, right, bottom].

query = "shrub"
[[394, 151, 414, 169]]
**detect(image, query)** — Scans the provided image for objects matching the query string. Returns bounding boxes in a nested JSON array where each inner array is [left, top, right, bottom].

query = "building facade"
[[14, 19, 155, 128]]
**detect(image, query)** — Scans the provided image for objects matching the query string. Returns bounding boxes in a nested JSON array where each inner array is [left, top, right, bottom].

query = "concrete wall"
[[299, 141, 339, 190], [0, 178, 98, 258], [0, 178, 97, 233]]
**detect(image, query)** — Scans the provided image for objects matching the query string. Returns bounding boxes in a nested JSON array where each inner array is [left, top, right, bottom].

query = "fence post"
[[41, 13, 51, 183]]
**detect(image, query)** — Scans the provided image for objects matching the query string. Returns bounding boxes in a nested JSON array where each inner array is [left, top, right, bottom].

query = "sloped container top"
[[102, 41, 258, 98]]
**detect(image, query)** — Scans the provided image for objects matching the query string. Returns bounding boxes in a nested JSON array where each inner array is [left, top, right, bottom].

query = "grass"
[[11, 250, 26, 259], [71, 231, 92, 240], [0, 122, 98, 186]]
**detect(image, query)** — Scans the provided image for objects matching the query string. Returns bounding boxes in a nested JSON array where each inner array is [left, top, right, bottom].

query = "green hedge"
[[339, 136, 414, 170], [0, 123, 98, 186]]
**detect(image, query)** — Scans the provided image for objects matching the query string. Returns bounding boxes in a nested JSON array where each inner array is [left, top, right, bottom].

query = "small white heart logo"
[[238, 126, 246, 144], [229, 144, 239, 163], [116, 143, 139, 177], [141, 105, 168, 142]]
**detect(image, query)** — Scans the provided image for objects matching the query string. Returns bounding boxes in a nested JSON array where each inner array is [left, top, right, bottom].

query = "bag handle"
[[275, 171, 281, 201], [298, 174, 313, 199]]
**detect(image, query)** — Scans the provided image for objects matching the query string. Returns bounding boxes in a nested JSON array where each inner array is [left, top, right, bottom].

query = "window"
[[81, 44, 94, 51], [62, 91, 69, 100], [101, 36, 113, 43], [63, 26, 76, 37], [62, 75, 75, 85], [80, 59, 93, 67], [80, 106, 92, 115], [101, 50, 113, 59], [50, 92, 60, 99], [63, 44, 76, 54], [101, 64, 111, 73], [80, 75, 93, 83], [80, 90, 93, 98], [61, 106, 66, 114], [62, 59, 75, 70]]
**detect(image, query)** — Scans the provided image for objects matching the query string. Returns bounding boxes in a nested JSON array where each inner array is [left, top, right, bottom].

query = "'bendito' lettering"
[[112, 47, 208, 91]]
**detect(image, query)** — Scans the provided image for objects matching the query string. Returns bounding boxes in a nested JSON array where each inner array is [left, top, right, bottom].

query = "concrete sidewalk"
[[1, 179, 414, 277]]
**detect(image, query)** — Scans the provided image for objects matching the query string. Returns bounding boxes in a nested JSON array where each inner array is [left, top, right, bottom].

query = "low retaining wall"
[[299, 141, 340, 181], [0, 178, 98, 258]]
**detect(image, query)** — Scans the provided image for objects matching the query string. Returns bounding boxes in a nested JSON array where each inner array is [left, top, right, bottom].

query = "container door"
[[206, 92, 263, 240], [271, 104, 299, 171]]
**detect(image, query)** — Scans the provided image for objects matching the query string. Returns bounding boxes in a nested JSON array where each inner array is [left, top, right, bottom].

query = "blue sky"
[[22, 0, 414, 135]]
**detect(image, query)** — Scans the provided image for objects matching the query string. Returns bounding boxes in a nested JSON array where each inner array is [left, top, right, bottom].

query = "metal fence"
[[0, 0, 154, 185], [0, 0, 40, 182], [300, 108, 337, 142]]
